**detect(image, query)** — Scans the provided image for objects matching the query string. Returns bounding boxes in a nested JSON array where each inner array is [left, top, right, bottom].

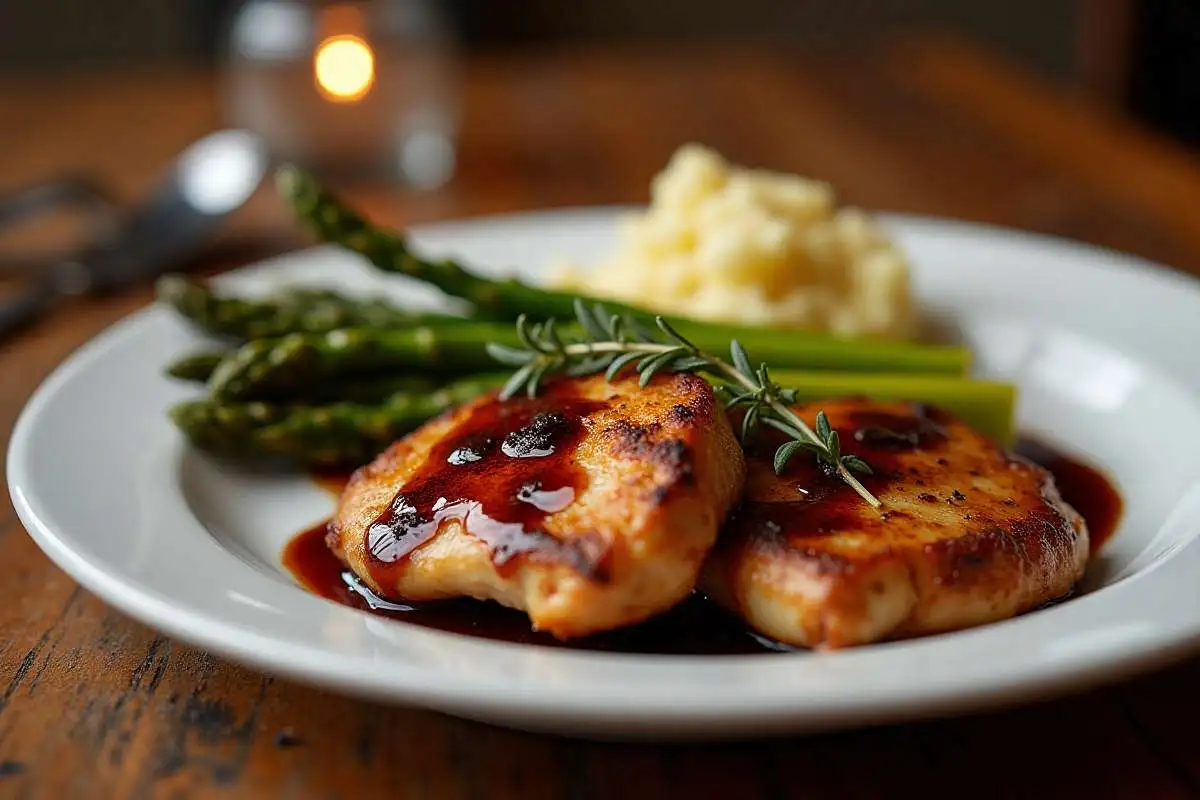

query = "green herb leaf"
[[604, 351, 643, 381], [741, 404, 760, 442], [815, 411, 832, 442], [826, 429, 841, 463], [639, 347, 682, 370], [542, 318, 563, 352], [591, 301, 614, 329], [670, 355, 713, 373], [500, 362, 535, 401], [773, 440, 827, 473], [841, 454, 873, 475], [565, 355, 612, 376], [655, 316, 697, 350], [574, 298, 608, 340], [725, 392, 758, 409], [514, 314, 537, 352], [773, 440, 806, 474], [627, 315, 659, 343], [526, 321, 544, 349], [608, 314, 626, 343], [527, 362, 549, 398], [638, 349, 681, 387], [485, 342, 535, 366], [730, 340, 754, 379]]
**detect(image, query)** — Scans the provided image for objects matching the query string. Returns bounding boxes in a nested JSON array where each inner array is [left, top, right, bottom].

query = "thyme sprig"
[[485, 300, 882, 510]]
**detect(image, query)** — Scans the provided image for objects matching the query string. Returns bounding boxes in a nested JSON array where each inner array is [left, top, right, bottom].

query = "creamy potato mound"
[[549, 144, 914, 339]]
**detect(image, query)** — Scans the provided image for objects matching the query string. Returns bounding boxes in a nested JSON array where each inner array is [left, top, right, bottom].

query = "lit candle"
[[314, 34, 377, 103], [220, 0, 458, 187]]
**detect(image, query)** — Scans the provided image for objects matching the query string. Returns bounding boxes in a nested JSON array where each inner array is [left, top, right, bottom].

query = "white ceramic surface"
[[10, 208, 1200, 740]]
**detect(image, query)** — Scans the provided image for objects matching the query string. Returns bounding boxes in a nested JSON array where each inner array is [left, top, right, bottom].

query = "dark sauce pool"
[[1014, 438, 1123, 556], [284, 435, 1122, 655], [282, 520, 787, 654]]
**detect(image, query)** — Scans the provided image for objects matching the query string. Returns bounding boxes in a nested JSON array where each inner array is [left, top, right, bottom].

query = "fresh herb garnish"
[[486, 300, 882, 510]]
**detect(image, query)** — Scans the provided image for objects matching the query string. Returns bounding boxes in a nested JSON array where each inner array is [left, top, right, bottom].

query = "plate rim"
[[10, 207, 1200, 737]]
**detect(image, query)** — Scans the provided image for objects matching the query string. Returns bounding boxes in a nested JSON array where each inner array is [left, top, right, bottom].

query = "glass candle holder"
[[219, 0, 458, 188]]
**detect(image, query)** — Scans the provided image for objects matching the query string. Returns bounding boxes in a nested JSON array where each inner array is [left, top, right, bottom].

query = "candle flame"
[[314, 34, 375, 103]]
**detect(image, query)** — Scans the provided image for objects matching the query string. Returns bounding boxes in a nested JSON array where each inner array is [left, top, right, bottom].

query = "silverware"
[[0, 129, 271, 336], [0, 176, 121, 273]]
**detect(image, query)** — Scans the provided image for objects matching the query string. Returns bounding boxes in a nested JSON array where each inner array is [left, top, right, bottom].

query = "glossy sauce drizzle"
[[727, 406, 1123, 560], [363, 382, 607, 586], [282, 519, 784, 654], [723, 405, 955, 546], [284, 425, 1122, 655]]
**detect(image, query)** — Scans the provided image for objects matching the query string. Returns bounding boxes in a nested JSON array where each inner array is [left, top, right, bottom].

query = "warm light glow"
[[314, 35, 375, 103]]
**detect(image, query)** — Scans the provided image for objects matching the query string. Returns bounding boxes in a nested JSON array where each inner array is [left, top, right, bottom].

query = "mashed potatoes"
[[549, 144, 915, 339]]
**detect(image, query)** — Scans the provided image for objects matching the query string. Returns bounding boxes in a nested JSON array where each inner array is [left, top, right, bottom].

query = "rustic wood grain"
[[3, 32, 1200, 799]]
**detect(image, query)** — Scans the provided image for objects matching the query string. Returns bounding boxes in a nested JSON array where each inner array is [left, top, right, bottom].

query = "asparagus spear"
[[207, 320, 970, 401], [156, 274, 462, 340], [166, 351, 226, 381], [171, 375, 502, 468], [769, 369, 1016, 444], [319, 376, 442, 404], [176, 368, 1013, 467], [207, 323, 519, 400], [277, 164, 597, 323], [275, 163, 972, 370], [167, 348, 440, 403]]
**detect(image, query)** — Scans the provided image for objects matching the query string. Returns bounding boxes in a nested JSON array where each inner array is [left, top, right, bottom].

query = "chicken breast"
[[329, 372, 744, 639], [700, 399, 1088, 650]]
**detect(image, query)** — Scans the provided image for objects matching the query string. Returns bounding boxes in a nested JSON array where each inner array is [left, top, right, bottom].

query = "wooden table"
[[4, 32, 1200, 798]]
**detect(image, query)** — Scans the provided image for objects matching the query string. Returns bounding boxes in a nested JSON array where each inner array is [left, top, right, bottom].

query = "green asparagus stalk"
[[207, 320, 970, 401], [277, 164, 600, 323], [769, 369, 1016, 444], [156, 274, 463, 340], [170, 375, 502, 468], [178, 367, 1012, 467], [275, 164, 971, 371], [207, 323, 518, 400], [166, 351, 227, 381], [318, 376, 441, 404], [167, 348, 440, 403]]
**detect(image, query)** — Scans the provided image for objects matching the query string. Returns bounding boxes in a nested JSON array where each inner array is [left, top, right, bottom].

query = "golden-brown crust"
[[699, 399, 1088, 649], [331, 372, 745, 639]]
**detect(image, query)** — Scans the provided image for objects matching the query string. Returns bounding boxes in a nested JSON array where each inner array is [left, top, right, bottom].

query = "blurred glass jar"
[[219, 0, 458, 188]]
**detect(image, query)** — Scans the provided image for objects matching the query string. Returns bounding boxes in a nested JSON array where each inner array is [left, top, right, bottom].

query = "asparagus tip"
[[274, 163, 304, 200], [154, 273, 188, 300]]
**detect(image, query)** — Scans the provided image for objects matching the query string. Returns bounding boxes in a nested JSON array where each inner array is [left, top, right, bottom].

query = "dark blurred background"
[[0, 0, 1195, 147]]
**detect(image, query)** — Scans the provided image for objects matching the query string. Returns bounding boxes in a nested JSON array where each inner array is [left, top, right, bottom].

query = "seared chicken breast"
[[700, 399, 1088, 649], [329, 373, 744, 639]]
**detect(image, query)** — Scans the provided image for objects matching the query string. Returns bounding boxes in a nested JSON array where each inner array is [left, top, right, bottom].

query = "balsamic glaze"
[[282, 521, 788, 654], [1015, 438, 1122, 556], [363, 382, 607, 584], [286, 424, 1122, 654], [723, 405, 953, 548]]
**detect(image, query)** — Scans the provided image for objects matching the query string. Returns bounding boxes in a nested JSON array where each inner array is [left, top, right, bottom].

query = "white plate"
[[10, 208, 1200, 740]]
